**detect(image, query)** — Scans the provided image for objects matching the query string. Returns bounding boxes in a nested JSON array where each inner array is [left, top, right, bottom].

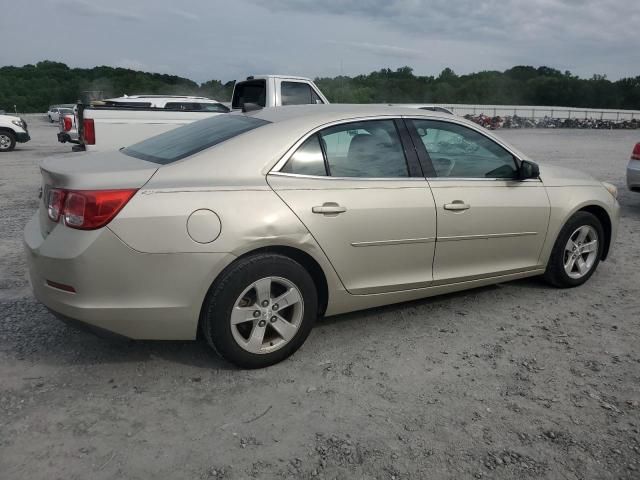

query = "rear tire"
[[543, 211, 604, 288], [201, 253, 318, 369], [0, 131, 16, 152]]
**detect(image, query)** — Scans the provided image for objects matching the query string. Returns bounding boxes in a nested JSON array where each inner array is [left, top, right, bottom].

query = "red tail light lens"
[[63, 115, 72, 132], [62, 189, 137, 229], [632, 143, 640, 161], [83, 118, 95, 145], [45, 188, 136, 229]]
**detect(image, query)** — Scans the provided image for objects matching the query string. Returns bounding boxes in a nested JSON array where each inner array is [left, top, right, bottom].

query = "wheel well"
[[578, 205, 612, 260], [0, 127, 16, 135], [244, 246, 329, 316], [212, 246, 328, 319]]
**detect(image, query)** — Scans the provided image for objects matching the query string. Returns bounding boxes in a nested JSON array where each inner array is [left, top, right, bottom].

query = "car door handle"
[[444, 201, 470, 211], [312, 203, 347, 215]]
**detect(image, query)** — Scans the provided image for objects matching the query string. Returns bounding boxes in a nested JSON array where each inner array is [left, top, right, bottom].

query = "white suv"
[[0, 114, 30, 151], [98, 95, 230, 112]]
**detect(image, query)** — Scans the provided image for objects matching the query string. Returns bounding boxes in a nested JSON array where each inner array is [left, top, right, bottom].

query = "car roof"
[[245, 104, 453, 126], [146, 104, 530, 187], [246, 75, 313, 82], [105, 96, 221, 103]]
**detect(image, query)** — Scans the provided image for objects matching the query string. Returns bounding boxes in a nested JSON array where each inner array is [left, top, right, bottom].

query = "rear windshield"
[[232, 80, 266, 109], [122, 114, 270, 164]]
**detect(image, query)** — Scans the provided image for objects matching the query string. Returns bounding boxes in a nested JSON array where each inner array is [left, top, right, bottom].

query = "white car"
[[47, 106, 74, 123], [0, 114, 30, 151]]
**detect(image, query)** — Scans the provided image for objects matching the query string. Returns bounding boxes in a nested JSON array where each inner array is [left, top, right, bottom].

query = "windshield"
[[122, 114, 270, 164]]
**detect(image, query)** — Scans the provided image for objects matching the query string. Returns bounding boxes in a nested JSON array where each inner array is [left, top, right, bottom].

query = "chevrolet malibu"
[[24, 105, 620, 368]]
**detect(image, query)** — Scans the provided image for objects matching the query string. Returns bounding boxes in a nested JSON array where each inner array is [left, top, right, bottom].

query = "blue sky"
[[1, 0, 638, 82]]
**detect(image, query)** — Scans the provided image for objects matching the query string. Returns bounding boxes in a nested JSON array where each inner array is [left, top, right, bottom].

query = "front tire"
[[201, 253, 318, 368], [0, 131, 16, 152], [544, 211, 604, 288]]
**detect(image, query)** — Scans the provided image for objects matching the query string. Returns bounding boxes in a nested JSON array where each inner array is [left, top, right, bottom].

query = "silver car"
[[24, 105, 620, 368], [627, 142, 640, 191]]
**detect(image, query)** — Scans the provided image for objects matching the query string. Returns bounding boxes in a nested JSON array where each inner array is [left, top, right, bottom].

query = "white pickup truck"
[[67, 75, 329, 152], [63, 94, 231, 152]]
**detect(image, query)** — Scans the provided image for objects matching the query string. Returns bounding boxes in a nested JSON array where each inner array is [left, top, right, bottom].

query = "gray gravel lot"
[[1, 118, 639, 479]]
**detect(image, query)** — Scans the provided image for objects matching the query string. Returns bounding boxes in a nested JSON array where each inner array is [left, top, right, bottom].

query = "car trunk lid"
[[38, 150, 159, 236]]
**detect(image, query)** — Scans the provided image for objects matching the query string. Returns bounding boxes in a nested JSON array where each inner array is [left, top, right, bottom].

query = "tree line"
[[1, 61, 638, 113]]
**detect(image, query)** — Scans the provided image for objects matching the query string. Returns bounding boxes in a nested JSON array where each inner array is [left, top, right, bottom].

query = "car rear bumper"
[[627, 159, 640, 191], [23, 213, 235, 340]]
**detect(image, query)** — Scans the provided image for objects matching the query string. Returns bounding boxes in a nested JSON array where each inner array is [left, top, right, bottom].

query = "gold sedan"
[[24, 105, 620, 368]]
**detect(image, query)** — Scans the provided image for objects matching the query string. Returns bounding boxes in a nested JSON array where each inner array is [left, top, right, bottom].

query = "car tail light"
[[46, 188, 137, 229], [63, 115, 72, 132], [46, 188, 65, 222], [632, 143, 640, 161], [83, 118, 95, 145]]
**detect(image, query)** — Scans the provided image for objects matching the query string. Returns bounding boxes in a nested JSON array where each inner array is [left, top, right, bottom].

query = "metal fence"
[[426, 104, 640, 121]]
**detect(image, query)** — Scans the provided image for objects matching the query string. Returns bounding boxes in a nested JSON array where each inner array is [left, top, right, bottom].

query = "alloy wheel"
[[0, 134, 11, 150], [563, 225, 599, 279], [230, 276, 304, 354]]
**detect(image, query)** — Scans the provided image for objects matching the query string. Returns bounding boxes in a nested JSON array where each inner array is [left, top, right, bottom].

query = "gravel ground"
[[1, 118, 639, 480]]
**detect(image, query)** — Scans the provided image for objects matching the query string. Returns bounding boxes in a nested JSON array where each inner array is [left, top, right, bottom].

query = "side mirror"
[[241, 102, 262, 113], [519, 160, 540, 180]]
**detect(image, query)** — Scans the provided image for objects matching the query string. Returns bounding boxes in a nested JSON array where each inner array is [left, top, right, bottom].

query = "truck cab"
[[231, 75, 328, 110]]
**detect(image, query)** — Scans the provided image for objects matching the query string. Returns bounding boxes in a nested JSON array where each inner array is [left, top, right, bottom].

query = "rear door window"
[[280, 120, 409, 178], [321, 120, 409, 178], [122, 115, 270, 164], [103, 101, 152, 108], [281, 82, 312, 105], [232, 80, 267, 108], [165, 102, 202, 111], [280, 135, 327, 176]]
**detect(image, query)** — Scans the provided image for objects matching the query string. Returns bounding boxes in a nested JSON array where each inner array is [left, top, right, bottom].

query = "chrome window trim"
[[270, 115, 409, 176], [268, 171, 425, 182], [269, 113, 541, 183], [426, 177, 542, 183], [401, 115, 525, 163]]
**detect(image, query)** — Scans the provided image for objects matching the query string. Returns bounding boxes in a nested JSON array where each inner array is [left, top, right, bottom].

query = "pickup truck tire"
[[0, 130, 16, 152]]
